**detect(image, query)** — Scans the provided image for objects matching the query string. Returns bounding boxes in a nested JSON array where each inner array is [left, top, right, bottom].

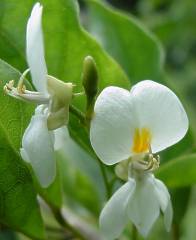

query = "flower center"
[[132, 128, 151, 153]]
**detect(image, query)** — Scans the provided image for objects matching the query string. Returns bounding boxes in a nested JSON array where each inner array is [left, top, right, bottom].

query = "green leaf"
[[0, 59, 45, 239], [42, 0, 129, 90], [171, 187, 191, 225], [156, 153, 196, 188], [0, 1, 27, 71], [85, 0, 164, 84], [160, 128, 194, 163], [0, 229, 18, 240]]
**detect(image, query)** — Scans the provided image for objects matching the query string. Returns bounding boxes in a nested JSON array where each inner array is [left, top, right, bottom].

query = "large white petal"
[[154, 178, 173, 231], [90, 86, 137, 165], [131, 80, 188, 153], [99, 179, 136, 240], [127, 174, 160, 237], [21, 109, 56, 187], [26, 3, 48, 94]]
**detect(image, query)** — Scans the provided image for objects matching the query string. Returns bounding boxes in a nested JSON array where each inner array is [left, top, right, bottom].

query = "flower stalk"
[[51, 207, 86, 240]]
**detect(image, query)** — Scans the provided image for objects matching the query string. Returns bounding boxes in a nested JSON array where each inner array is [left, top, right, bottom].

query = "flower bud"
[[82, 56, 99, 125], [82, 56, 98, 100]]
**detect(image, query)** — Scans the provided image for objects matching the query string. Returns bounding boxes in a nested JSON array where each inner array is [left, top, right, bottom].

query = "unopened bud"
[[82, 56, 99, 125], [82, 56, 98, 101]]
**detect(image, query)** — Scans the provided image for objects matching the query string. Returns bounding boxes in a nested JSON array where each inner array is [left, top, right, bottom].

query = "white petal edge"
[[90, 86, 138, 165], [130, 80, 189, 153], [127, 174, 160, 237], [21, 109, 56, 187], [26, 2, 48, 94], [164, 199, 173, 232], [154, 178, 173, 231], [99, 179, 136, 240]]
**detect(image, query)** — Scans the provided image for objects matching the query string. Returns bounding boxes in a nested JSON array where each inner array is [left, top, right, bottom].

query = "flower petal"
[[21, 108, 56, 187], [90, 86, 137, 165], [131, 80, 188, 153], [164, 199, 173, 232], [127, 174, 160, 237], [154, 178, 170, 211], [26, 3, 48, 94], [154, 178, 173, 231], [54, 126, 68, 151], [99, 179, 136, 240]]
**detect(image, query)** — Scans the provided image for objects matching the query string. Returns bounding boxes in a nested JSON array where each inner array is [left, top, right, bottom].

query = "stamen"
[[17, 68, 30, 94], [131, 147, 160, 172], [3, 70, 50, 104], [4, 80, 15, 93], [144, 154, 160, 171]]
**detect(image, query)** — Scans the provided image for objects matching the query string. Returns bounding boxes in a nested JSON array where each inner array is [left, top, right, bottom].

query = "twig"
[[132, 225, 138, 240], [69, 105, 86, 124], [172, 223, 180, 240], [51, 207, 86, 240], [69, 104, 111, 199], [97, 158, 111, 199], [61, 207, 101, 240]]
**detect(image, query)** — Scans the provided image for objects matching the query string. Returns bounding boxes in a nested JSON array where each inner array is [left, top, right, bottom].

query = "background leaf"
[[156, 153, 196, 188], [84, 0, 164, 84]]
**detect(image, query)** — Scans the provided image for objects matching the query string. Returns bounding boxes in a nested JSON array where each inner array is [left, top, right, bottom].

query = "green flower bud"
[[82, 56, 99, 125], [82, 56, 98, 100]]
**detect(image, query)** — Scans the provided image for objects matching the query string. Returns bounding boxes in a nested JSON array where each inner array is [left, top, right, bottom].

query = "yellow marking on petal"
[[132, 128, 151, 153]]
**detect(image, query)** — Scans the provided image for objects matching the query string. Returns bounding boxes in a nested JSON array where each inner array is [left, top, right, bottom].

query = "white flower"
[[4, 3, 73, 187], [99, 172, 173, 239], [90, 80, 188, 238]]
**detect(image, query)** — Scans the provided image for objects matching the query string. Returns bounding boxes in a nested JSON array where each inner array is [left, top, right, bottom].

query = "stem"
[[132, 225, 138, 240], [172, 223, 180, 240], [51, 207, 86, 240], [46, 225, 63, 233], [97, 159, 111, 199], [85, 98, 95, 129], [69, 104, 111, 199], [69, 104, 86, 124]]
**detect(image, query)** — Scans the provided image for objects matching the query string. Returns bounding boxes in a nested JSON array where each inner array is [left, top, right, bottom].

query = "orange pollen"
[[132, 128, 151, 153]]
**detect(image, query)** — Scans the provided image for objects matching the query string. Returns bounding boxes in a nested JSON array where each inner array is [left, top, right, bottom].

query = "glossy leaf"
[[0, 59, 45, 239]]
